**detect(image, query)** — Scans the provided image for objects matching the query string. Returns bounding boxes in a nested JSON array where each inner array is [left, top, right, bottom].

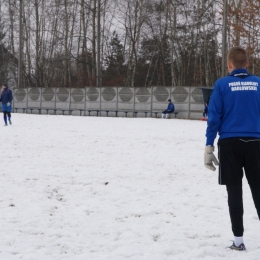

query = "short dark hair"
[[227, 47, 248, 69], [168, 99, 171, 102]]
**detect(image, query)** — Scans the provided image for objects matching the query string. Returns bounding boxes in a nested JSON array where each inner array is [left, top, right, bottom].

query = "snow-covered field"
[[1, 114, 260, 260]]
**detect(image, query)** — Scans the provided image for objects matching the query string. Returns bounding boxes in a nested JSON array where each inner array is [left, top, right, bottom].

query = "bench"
[[14, 108, 27, 113], [28, 108, 42, 114], [83, 109, 151, 118], [44, 108, 56, 115], [99, 110, 150, 118], [12, 108, 178, 118], [83, 110, 148, 118], [102, 110, 119, 117], [152, 112, 159, 118], [79, 109, 84, 116], [153, 111, 178, 118], [87, 110, 99, 116], [61, 109, 73, 115], [101, 110, 111, 117], [171, 111, 179, 118], [45, 108, 56, 114], [106, 110, 130, 117], [46, 109, 72, 115]]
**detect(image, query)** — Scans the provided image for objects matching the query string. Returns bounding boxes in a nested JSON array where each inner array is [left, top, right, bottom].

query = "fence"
[[12, 86, 211, 119]]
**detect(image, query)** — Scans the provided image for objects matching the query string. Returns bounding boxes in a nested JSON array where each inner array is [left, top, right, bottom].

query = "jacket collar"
[[230, 69, 249, 77]]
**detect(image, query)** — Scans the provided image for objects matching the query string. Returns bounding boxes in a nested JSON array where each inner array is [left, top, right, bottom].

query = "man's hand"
[[7, 102, 10, 106], [204, 146, 219, 171]]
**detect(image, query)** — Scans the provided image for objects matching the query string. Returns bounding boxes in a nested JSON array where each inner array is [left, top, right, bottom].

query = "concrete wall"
[[12, 86, 210, 119]]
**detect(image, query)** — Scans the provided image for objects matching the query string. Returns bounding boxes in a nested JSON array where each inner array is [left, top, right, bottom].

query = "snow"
[[1, 114, 260, 259]]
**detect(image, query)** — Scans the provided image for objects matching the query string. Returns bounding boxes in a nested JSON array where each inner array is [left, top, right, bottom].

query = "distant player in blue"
[[0, 83, 13, 126], [161, 99, 175, 118], [202, 103, 208, 119], [204, 47, 260, 251]]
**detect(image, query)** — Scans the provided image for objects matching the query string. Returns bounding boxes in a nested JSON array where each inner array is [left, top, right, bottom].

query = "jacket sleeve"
[[8, 90, 13, 103], [206, 82, 223, 145]]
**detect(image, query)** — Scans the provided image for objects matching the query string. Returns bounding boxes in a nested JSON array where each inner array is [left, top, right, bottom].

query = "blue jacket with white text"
[[206, 69, 260, 145]]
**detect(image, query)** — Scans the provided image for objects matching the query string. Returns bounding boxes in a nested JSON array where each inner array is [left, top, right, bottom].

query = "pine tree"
[[103, 31, 126, 86]]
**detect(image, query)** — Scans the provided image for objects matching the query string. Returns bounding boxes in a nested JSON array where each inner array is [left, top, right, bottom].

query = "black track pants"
[[227, 184, 260, 236]]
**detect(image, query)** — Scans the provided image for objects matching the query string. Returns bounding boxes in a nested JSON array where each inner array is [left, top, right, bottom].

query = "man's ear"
[[227, 61, 233, 72], [246, 61, 250, 68]]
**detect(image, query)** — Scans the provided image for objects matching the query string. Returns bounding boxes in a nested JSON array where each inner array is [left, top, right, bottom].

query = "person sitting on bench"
[[162, 99, 175, 118]]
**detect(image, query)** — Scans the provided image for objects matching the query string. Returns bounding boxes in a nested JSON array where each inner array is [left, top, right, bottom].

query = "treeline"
[[1, 0, 260, 88]]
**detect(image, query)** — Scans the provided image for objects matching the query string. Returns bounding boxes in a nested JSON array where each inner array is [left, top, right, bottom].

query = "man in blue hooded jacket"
[[204, 47, 260, 251], [162, 99, 175, 118], [0, 83, 13, 126]]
